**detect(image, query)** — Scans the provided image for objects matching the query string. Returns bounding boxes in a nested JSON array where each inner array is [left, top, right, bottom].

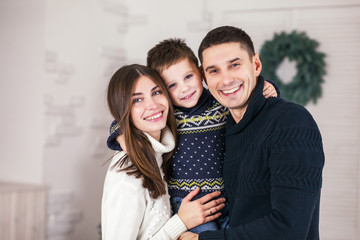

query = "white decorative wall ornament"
[[44, 51, 75, 84], [102, 0, 128, 17], [44, 95, 84, 147]]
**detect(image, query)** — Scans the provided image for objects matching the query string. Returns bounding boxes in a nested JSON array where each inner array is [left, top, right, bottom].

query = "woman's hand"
[[177, 188, 225, 230], [263, 81, 277, 98], [178, 231, 199, 240]]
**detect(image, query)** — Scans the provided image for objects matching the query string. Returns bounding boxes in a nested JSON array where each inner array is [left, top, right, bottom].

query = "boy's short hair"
[[198, 26, 255, 64], [147, 38, 199, 74]]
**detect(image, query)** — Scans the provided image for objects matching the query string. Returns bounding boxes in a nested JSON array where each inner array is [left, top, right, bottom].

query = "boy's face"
[[160, 58, 204, 108]]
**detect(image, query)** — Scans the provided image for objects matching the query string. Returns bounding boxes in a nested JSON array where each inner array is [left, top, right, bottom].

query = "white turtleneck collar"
[[111, 126, 175, 172], [143, 126, 175, 167]]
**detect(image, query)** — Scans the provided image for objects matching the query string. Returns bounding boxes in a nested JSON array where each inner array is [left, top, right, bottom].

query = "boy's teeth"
[[222, 86, 240, 94], [146, 112, 162, 120], [182, 92, 194, 100]]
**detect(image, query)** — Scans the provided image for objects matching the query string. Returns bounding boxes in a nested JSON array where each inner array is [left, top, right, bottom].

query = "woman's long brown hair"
[[107, 64, 176, 199]]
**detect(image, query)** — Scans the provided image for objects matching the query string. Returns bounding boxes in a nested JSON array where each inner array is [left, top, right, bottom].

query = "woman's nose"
[[145, 98, 157, 110]]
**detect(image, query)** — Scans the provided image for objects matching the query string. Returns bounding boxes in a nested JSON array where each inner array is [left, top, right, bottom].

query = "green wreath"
[[260, 31, 326, 106]]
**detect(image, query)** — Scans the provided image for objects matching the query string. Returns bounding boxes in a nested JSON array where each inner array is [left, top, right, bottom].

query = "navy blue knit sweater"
[[199, 76, 324, 240], [168, 89, 227, 199]]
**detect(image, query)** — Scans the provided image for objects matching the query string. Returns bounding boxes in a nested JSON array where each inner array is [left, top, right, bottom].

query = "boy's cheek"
[[168, 92, 178, 105]]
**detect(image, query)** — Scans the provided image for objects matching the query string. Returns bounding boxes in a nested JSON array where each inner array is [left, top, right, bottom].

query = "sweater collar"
[[143, 126, 175, 167], [111, 126, 175, 170], [143, 126, 175, 165], [226, 75, 266, 135]]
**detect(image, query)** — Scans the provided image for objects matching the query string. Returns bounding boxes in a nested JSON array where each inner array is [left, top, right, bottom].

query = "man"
[[179, 26, 324, 240]]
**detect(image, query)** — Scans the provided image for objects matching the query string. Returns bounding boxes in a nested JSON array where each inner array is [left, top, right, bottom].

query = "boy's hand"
[[263, 81, 277, 98], [179, 231, 199, 240]]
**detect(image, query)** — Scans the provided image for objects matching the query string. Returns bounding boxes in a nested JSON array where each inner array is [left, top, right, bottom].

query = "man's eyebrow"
[[204, 57, 241, 72], [229, 57, 240, 63], [205, 65, 216, 72], [132, 85, 159, 96]]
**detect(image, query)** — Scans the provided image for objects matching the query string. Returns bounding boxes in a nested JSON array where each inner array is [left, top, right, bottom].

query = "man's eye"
[[168, 83, 176, 89], [231, 63, 239, 68], [209, 69, 217, 74]]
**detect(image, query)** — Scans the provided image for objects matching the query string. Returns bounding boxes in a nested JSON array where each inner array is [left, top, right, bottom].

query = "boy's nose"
[[181, 84, 190, 93]]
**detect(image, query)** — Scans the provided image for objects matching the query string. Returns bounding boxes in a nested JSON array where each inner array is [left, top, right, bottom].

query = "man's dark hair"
[[198, 26, 255, 64]]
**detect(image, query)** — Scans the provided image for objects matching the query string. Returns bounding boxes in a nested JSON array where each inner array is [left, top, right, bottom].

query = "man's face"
[[202, 42, 262, 122]]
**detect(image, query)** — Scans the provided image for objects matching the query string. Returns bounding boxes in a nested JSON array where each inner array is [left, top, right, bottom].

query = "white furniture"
[[0, 182, 47, 240]]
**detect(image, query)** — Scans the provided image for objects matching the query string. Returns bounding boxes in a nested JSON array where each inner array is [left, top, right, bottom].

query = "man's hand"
[[178, 231, 199, 240]]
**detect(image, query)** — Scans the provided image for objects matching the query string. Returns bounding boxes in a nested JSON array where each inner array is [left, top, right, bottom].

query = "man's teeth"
[[145, 112, 162, 120], [222, 86, 240, 94]]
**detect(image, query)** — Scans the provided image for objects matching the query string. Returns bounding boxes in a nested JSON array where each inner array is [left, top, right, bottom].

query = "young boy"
[[107, 39, 279, 233]]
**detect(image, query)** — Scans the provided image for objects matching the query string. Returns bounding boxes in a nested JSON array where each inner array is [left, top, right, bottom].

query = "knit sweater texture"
[[199, 76, 325, 240], [168, 89, 227, 199], [101, 127, 187, 240]]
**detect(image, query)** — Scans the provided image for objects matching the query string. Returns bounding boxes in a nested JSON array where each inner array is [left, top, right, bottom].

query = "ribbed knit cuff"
[[164, 214, 187, 239], [199, 229, 225, 240]]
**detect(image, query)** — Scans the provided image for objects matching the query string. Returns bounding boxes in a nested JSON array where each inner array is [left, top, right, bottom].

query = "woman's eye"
[[153, 90, 162, 96], [168, 83, 176, 89], [132, 98, 142, 103]]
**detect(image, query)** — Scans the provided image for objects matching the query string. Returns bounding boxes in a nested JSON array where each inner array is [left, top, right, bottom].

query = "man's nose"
[[221, 71, 234, 85]]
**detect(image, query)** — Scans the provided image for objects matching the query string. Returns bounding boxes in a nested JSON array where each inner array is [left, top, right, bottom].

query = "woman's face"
[[130, 75, 169, 141]]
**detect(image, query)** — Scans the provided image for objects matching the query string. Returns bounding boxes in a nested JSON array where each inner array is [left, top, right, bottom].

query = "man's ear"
[[253, 53, 262, 77]]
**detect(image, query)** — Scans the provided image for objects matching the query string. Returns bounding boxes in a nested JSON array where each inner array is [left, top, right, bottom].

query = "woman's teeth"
[[145, 112, 162, 120]]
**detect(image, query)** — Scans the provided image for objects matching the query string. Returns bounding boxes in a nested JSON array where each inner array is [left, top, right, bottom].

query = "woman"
[[102, 64, 225, 240]]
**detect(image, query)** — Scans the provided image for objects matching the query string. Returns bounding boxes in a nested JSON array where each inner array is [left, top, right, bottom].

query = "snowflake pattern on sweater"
[[168, 90, 228, 199]]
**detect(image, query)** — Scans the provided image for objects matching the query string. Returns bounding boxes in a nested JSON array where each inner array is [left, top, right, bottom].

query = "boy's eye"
[[185, 74, 193, 80], [168, 83, 176, 89]]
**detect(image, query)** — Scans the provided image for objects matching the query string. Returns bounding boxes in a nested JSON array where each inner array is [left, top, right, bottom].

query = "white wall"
[[0, 0, 44, 184], [1, 0, 359, 240]]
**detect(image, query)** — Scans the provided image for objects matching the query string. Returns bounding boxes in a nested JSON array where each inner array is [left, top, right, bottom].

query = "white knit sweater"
[[101, 127, 187, 240]]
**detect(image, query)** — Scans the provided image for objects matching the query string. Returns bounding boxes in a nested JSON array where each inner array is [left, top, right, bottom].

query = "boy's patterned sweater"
[[168, 89, 228, 199]]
